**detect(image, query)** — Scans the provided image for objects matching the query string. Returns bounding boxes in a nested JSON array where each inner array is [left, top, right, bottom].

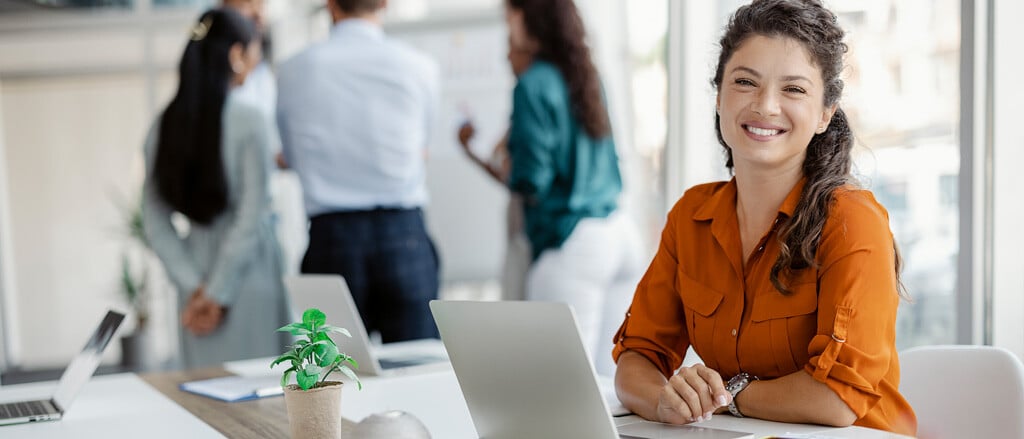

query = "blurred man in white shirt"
[[276, 0, 442, 342]]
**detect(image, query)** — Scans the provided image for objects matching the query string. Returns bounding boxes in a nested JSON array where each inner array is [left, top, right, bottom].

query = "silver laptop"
[[430, 300, 754, 439], [0, 309, 125, 426], [284, 274, 447, 376]]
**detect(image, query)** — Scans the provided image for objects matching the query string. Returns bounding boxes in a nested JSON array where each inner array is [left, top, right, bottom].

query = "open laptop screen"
[[52, 310, 124, 411]]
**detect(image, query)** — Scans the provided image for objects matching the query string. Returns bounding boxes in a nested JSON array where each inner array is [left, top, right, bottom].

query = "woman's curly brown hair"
[[507, 0, 610, 139]]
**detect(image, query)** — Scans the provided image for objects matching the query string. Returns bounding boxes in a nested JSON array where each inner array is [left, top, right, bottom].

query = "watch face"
[[726, 373, 749, 394]]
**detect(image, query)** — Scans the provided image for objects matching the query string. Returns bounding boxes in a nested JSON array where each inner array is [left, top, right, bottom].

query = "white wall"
[[0, 74, 151, 367], [991, 0, 1024, 358], [0, 13, 191, 368]]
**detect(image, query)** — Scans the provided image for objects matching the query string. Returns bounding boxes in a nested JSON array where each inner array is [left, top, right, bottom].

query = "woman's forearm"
[[734, 369, 856, 427], [614, 350, 669, 422]]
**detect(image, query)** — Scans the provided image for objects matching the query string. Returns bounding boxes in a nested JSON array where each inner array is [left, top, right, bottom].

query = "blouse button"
[[731, 329, 737, 337]]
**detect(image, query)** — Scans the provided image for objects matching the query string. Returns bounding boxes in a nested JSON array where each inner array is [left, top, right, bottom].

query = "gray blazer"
[[143, 91, 290, 368]]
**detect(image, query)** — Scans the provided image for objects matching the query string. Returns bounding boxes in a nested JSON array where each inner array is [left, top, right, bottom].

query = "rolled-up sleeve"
[[612, 207, 689, 378], [507, 79, 558, 201], [803, 191, 901, 418]]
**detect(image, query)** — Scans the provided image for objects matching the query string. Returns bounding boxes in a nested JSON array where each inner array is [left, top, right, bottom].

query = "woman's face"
[[231, 38, 263, 85], [504, 6, 538, 53], [506, 35, 534, 77], [716, 35, 836, 174]]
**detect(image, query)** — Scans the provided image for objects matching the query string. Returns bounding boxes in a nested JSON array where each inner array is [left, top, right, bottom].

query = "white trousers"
[[501, 194, 531, 301], [525, 211, 644, 377]]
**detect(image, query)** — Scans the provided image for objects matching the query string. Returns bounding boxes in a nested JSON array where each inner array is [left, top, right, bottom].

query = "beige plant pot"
[[283, 381, 343, 439]]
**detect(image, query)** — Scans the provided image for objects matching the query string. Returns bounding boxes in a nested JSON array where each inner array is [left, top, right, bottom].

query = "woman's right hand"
[[457, 121, 476, 151], [657, 364, 732, 424]]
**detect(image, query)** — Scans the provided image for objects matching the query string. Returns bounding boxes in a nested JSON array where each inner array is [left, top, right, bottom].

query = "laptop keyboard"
[[379, 354, 445, 370], [0, 400, 52, 419]]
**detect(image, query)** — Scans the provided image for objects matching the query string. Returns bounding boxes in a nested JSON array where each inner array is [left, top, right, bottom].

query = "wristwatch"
[[725, 372, 756, 417]]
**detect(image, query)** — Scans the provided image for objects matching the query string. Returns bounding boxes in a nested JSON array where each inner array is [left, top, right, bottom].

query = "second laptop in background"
[[283, 274, 448, 376]]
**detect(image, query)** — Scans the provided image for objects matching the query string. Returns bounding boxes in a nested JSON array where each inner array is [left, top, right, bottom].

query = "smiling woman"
[[612, 0, 916, 435]]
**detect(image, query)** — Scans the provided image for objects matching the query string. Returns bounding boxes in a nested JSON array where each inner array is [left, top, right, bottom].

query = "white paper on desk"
[[179, 375, 284, 402]]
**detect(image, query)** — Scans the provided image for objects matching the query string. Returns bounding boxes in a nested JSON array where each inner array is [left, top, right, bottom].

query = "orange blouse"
[[612, 179, 916, 436]]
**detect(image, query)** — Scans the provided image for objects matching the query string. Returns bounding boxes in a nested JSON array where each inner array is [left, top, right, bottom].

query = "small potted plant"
[[272, 308, 361, 439]]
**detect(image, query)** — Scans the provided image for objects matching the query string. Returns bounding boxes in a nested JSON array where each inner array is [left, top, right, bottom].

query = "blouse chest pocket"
[[751, 280, 819, 321], [677, 270, 725, 349], [750, 278, 819, 374]]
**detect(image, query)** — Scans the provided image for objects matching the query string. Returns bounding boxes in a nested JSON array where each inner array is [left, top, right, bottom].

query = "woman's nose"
[[751, 89, 781, 117]]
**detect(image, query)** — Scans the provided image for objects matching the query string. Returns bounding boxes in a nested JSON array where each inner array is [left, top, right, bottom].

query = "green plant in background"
[[119, 253, 149, 328], [116, 192, 153, 331], [271, 308, 362, 391]]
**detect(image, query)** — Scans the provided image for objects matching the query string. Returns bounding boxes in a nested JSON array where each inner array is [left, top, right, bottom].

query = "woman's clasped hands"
[[658, 364, 734, 424], [181, 285, 225, 336]]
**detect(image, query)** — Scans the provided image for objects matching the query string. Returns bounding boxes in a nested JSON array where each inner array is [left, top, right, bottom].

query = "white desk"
[[0, 373, 223, 438], [0, 343, 914, 438], [226, 346, 911, 439]]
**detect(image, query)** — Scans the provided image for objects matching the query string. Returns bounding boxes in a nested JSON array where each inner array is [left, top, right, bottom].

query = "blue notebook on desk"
[[180, 375, 284, 402]]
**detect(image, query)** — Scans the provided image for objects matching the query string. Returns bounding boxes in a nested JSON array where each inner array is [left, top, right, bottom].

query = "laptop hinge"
[[49, 399, 63, 414]]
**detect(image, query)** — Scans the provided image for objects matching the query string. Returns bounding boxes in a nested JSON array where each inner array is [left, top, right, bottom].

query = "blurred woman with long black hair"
[[142, 8, 289, 368]]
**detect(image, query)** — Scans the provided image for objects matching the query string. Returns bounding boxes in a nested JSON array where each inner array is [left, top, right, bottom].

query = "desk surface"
[[139, 367, 910, 439], [0, 360, 913, 439]]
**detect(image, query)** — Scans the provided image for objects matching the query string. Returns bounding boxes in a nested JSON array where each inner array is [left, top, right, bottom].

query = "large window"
[[831, 0, 961, 349], [670, 0, 964, 350], [625, 0, 669, 244]]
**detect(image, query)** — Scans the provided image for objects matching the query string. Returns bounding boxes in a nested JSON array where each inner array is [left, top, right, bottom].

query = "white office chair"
[[899, 345, 1024, 439]]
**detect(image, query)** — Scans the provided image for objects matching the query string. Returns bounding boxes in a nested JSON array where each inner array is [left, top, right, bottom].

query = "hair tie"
[[190, 16, 212, 42]]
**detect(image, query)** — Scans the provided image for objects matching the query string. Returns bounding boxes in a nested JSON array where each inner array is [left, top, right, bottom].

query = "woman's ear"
[[818, 103, 838, 134]]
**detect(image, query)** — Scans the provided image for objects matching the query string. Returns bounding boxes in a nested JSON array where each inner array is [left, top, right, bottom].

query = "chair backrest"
[[900, 345, 1024, 439]]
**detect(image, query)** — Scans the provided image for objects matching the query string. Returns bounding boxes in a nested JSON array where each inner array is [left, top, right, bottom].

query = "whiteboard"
[[389, 14, 517, 282]]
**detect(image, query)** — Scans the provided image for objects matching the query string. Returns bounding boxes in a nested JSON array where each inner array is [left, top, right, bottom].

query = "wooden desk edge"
[[139, 368, 356, 439]]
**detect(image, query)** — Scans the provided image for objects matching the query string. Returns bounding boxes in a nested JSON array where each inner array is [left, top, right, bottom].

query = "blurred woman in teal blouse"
[[505, 0, 643, 376], [142, 9, 290, 368]]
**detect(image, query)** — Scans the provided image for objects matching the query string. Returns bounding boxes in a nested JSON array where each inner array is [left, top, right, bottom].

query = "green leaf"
[[296, 369, 317, 390], [321, 325, 352, 338], [276, 323, 311, 336], [303, 363, 323, 378], [314, 332, 336, 345], [298, 340, 331, 361], [337, 365, 362, 390], [316, 343, 339, 367], [281, 367, 296, 388], [342, 355, 359, 370], [302, 308, 326, 330], [270, 353, 300, 368]]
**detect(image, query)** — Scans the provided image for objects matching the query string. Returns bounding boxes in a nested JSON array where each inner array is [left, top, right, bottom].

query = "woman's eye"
[[735, 78, 755, 86], [785, 86, 806, 94]]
